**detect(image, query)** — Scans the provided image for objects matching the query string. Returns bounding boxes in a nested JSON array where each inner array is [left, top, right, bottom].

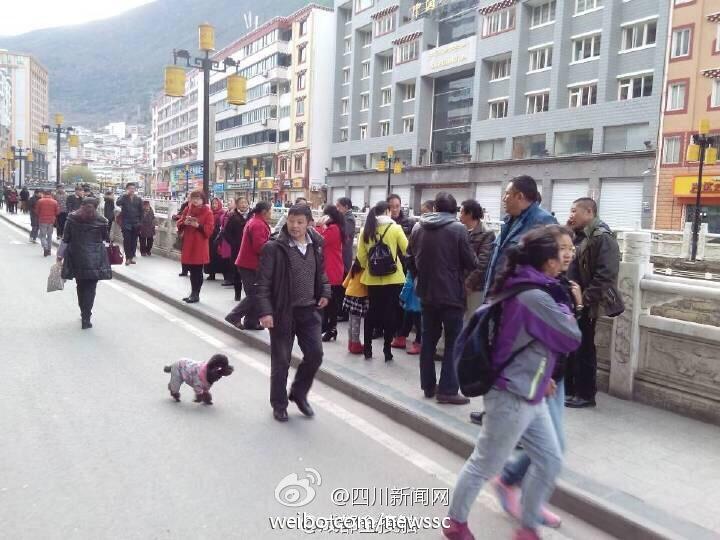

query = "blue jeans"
[[419, 305, 463, 395], [448, 389, 562, 529], [501, 380, 565, 486]]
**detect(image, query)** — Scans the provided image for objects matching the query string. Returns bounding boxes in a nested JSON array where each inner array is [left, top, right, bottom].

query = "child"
[[139, 200, 156, 256], [342, 259, 368, 355], [394, 269, 422, 355]]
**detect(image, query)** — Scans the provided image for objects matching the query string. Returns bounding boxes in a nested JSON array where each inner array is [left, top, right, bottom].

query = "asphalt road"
[[0, 217, 612, 540]]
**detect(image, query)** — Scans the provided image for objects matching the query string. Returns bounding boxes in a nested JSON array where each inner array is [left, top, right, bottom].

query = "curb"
[[0, 213, 700, 540]]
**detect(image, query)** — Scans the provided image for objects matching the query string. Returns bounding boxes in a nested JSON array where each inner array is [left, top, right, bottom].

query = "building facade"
[[0, 67, 11, 183], [655, 0, 720, 234], [327, 0, 669, 228]]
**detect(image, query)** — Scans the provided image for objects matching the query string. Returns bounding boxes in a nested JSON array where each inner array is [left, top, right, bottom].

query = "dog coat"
[[168, 358, 210, 395]]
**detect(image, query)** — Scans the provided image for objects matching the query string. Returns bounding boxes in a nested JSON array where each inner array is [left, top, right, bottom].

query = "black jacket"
[[104, 197, 116, 221], [342, 210, 356, 273], [28, 195, 41, 214], [224, 210, 248, 261], [61, 213, 112, 281], [393, 210, 415, 238], [117, 194, 143, 227], [408, 212, 478, 309], [256, 228, 331, 331], [568, 218, 624, 318], [465, 223, 496, 292], [19, 188, 29, 202], [66, 194, 83, 213]]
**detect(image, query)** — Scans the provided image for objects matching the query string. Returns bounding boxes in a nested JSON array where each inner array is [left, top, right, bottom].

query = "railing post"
[[698, 223, 708, 261], [680, 221, 692, 259]]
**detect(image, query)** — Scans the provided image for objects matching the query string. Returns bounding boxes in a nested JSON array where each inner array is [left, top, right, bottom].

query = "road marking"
[[106, 279, 571, 537], [0, 218, 30, 238]]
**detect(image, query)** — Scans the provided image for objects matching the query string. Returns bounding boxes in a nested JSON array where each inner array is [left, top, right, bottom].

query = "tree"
[[62, 165, 97, 186]]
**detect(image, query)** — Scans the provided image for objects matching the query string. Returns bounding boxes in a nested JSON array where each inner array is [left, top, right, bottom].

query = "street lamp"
[[9, 142, 33, 188], [164, 23, 247, 197], [376, 146, 404, 196], [244, 158, 264, 204], [40, 113, 78, 188], [184, 163, 190, 198], [685, 119, 718, 262]]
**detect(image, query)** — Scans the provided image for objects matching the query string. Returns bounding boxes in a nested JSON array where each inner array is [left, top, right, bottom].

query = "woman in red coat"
[[177, 190, 215, 304], [316, 204, 346, 342]]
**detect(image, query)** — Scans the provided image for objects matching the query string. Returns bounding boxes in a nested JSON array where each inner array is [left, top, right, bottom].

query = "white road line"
[[0, 218, 30, 238], [106, 278, 572, 538]]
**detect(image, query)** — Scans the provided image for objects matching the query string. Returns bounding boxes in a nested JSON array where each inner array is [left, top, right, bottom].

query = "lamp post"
[[245, 158, 264, 204], [686, 119, 718, 262], [164, 23, 247, 197], [40, 114, 77, 188], [184, 164, 190, 198], [9, 142, 33, 188], [376, 146, 404, 196]]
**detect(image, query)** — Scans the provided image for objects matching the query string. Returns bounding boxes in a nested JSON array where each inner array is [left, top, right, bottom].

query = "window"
[[355, 0, 372, 13], [526, 92, 550, 114], [512, 134, 546, 158], [340, 127, 349, 142], [716, 24, 720, 53], [555, 128, 593, 155], [298, 45, 307, 64], [299, 19, 308, 37], [381, 87, 392, 106], [361, 61, 370, 79], [404, 83, 416, 101], [359, 124, 368, 140], [528, 45, 553, 72], [280, 158, 288, 173], [489, 98, 509, 119], [530, 1, 556, 28], [572, 34, 601, 62], [575, 0, 602, 15], [477, 139, 505, 161], [296, 72, 306, 91], [666, 82, 687, 112], [296, 99, 305, 116], [603, 123, 650, 152], [621, 19, 657, 51], [662, 136, 681, 164], [396, 41, 419, 64], [342, 10, 352, 24], [618, 73, 653, 100], [403, 117, 414, 133], [379, 120, 390, 137], [483, 7, 515, 37], [712, 80, 720, 109], [360, 92, 370, 110], [569, 83, 597, 107], [344, 37, 352, 54], [295, 124, 304, 142], [489, 58, 511, 81], [294, 155, 303, 173], [375, 14, 395, 36], [382, 55, 393, 72], [341, 98, 349, 115], [342, 67, 350, 84], [360, 31, 372, 48], [670, 28, 691, 59]]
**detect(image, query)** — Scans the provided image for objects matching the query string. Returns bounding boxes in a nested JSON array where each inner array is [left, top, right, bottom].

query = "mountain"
[[0, 0, 332, 128]]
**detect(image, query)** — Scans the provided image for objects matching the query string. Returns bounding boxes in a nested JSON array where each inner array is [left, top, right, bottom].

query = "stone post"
[[608, 232, 653, 400], [680, 221, 692, 259], [698, 223, 708, 261]]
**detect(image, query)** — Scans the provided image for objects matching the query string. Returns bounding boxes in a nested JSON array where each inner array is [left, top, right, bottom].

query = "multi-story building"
[[327, 0, 668, 228], [0, 67, 11, 182], [655, 0, 720, 234], [0, 50, 49, 184]]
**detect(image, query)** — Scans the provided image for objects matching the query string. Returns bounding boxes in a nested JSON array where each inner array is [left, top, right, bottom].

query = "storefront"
[[674, 176, 720, 234], [170, 162, 203, 197]]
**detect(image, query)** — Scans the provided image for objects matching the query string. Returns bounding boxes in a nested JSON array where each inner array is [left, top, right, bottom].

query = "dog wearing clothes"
[[164, 354, 234, 405]]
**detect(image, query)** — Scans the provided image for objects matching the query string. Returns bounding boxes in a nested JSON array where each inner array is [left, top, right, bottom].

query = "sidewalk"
[[4, 210, 720, 539]]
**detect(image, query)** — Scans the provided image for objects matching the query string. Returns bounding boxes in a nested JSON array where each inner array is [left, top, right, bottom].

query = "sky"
[[0, 0, 156, 36]]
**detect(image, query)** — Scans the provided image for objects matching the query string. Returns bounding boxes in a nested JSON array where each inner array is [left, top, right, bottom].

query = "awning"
[[707, 12, 720, 23], [392, 31, 422, 45], [371, 5, 399, 19], [701, 68, 720, 79], [479, 0, 518, 15]]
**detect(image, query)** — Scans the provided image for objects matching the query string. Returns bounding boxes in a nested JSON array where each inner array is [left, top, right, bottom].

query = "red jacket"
[[177, 204, 215, 265], [36, 197, 59, 224], [235, 215, 270, 270], [318, 223, 344, 285]]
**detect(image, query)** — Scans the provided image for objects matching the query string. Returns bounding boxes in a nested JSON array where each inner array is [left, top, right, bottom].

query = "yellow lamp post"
[[9, 142, 33, 188], [40, 113, 76, 187], [376, 146, 404, 196], [685, 119, 718, 261]]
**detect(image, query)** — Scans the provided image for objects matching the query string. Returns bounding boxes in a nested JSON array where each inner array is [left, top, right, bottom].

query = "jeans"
[[269, 306, 323, 410], [420, 304, 464, 396], [76, 279, 98, 320], [501, 380, 566, 486], [565, 313, 597, 400], [122, 227, 139, 260], [38, 223, 54, 252], [188, 264, 204, 295], [139, 236, 154, 255], [448, 390, 562, 530]]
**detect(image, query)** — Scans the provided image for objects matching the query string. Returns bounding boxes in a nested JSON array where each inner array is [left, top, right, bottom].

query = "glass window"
[[340, 128, 349, 142], [295, 124, 304, 142], [294, 155, 303, 173], [396, 41, 419, 64], [477, 139, 505, 161], [296, 99, 305, 116], [528, 46, 553, 72], [359, 124, 368, 140], [360, 93, 370, 110], [575, 0, 602, 15], [361, 31, 372, 48], [344, 37, 352, 54], [432, 70, 474, 163], [530, 1, 556, 28], [342, 68, 350, 84], [374, 14, 395, 36], [603, 123, 650, 152], [296, 72, 306, 91], [569, 84, 597, 107], [572, 34, 601, 62], [512, 134, 546, 159], [488, 99, 508, 119], [483, 7, 515, 37], [404, 83, 416, 101], [381, 87, 392, 106], [621, 20, 657, 51], [382, 55, 394, 72], [662, 136, 681, 164], [618, 74, 653, 100], [712, 80, 720, 108], [299, 20, 307, 37], [355, 0, 372, 13], [298, 45, 307, 64], [526, 92, 550, 114], [666, 82, 687, 112], [403, 117, 414, 133], [670, 28, 691, 58], [555, 129, 594, 155], [341, 98, 349, 115], [438, 0, 477, 46], [362, 61, 371, 79], [489, 58, 511, 81], [379, 121, 390, 137]]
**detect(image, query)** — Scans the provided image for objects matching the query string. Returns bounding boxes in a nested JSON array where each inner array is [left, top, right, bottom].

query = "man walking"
[[565, 198, 623, 409], [28, 189, 42, 243], [54, 186, 68, 238], [408, 192, 477, 405], [117, 182, 143, 265], [256, 205, 331, 422], [36, 190, 59, 256]]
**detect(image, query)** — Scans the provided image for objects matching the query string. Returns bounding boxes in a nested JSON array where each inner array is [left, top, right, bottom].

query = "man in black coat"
[[408, 192, 477, 405], [565, 197, 624, 409], [256, 205, 331, 423], [28, 189, 42, 242], [116, 182, 143, 264], [66, 185, 84, 213]]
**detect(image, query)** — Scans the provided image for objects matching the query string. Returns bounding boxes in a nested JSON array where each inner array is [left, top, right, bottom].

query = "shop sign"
[[421, 35, 476, 76], [674, 176, 720, 198], [292, 178, 305, 189], [410, 0, 454, 20]]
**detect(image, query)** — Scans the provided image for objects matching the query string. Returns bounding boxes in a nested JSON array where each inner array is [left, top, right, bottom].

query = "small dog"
[[163, 354, 234, 405]]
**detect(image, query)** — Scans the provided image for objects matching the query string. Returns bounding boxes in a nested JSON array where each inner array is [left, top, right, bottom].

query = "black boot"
[[383, 341, 393, 362], [184, 293, 200, 304], [322, 328, 338, 342], [81, 317, 92, 330], [363, 344, 372, 359]]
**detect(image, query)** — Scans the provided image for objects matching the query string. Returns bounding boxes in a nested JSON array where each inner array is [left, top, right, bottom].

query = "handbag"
[[107, 242, 124, 265], [47, 263, 65, 292]]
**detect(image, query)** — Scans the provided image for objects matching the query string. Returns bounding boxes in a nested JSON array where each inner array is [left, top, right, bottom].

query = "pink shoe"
[[406, 341, 421, 355], [441, 518, 475, 540], [390, 336, 406, 349], [491, 477, 520, 519], [513, 527, 541, 540], [540, 507, 562, 529]]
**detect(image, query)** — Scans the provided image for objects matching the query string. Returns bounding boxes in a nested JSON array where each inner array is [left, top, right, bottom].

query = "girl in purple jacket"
[[443, 225, 581, 540]]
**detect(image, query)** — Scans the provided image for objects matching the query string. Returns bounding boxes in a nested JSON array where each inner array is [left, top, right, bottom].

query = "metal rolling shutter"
[[420, 187, 471, 206], [599, 180, 644, 230], [551, 180, 589, 225], [350, 187, 364, 209], [369, 186, 386, 206], [475, 183, 502, 222], [390, 186, 411, 207], [330, 187, 346, 203]]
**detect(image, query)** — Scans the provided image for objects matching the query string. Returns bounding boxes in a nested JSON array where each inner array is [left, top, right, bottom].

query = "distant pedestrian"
[[54, 187, 68, 237], [28, 189, 42, 243], [256, 204, 331, 422], [205, 197, 228, 282], [0, 187, 4, 210], [36, 190, 59, 257], [223, 196, 250, 301], [177, 190, 215, 304], [273, 197, 309, 235], [65, 186, 83, 214], [117, 182, 143, 265], [138, 200, 157, 256], [217, 198, 237, 287], [173, 194, 191, 277], [7, 188, 18, 214], [460, 199, 496, 316], [57, 198, 112, 330], [316, 205, 346, 342], [19, 187, 29, 214], [103, 191, 116, 235], [342, 259, 368, 355]]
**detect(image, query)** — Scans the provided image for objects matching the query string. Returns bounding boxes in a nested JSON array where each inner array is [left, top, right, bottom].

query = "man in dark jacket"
[[66, 185, 84, 214], [256, 205, 331, 423], [28, 189, 42, 242], [408, 192, 477, 405], [387, 193, 414, 237], [460, 199, 496, 316], [565, 197, 623, 409], [336, 196, 356, 322], [19, 187, 29, 213], [116, 182, 143, 264]]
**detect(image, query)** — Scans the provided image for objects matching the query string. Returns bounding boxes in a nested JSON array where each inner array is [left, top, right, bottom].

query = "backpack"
[[367, 225, 398, 277], [455, 284, 542, 397]]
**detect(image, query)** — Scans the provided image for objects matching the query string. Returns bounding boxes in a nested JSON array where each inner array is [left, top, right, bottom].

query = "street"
[[0, 218, 614, 540]]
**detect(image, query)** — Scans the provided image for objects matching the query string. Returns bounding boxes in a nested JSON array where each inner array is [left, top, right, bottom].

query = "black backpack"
[[455, 284, 542, 397], [368, 225, 398, 277]]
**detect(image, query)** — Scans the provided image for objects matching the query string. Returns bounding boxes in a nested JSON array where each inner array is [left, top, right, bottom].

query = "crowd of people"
[[3, 174, 625, 539]]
